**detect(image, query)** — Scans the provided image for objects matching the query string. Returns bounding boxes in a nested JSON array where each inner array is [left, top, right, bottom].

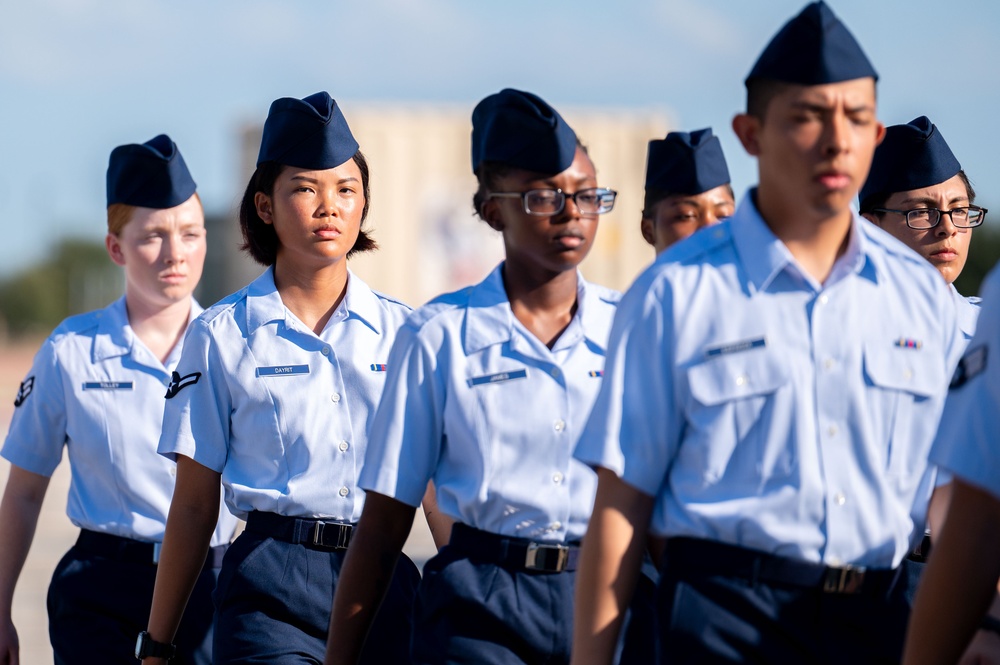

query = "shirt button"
[[735, 374, 748, 386], [834, 492, 846, 506], [331, 393, 341, 403], [552, 472, 564, 484], [819, 295, 829, 305], [169, 466, 176, 477], [827, 425, 838, 437], [823, 358, 834, 370], [338, 440, 349, 452], [321, 346, 331, 356], [903, 369, 913, 381], [553, 419, 566, 433], [339, 486, 350, 497], [550, 367, 561, 378], [550, 521, 562, 531]]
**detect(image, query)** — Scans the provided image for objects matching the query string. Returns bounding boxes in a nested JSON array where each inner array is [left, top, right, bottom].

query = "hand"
[[0, 617, 20, 665], [960, 629, 1000, 665]]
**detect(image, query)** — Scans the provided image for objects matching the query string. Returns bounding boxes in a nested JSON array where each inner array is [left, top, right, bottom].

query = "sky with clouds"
[[1, 0, 998, 277]]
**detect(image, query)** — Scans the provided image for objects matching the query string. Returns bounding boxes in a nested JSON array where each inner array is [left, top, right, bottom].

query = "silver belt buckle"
[[525, 542, 570, 572], [153, 542, 162, 565], [822, 564, 866, 594], [311, 521, 352, 550]]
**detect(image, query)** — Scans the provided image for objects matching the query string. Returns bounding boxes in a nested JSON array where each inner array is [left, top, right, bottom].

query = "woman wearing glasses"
[[860, 115, 995, 661], [325, 89, 620, 665], [860, 116, 985, 341]]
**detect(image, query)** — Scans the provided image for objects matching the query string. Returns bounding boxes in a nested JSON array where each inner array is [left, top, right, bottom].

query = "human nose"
[[935, 210, 961, 237], [822, 112, 850, 156], [162, 234, 185, 265], [317, 188, 339, 217]]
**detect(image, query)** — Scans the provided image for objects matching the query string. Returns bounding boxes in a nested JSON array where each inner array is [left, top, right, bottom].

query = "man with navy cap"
[[572, 3, 961, 663], [640, 128, 735, 254]]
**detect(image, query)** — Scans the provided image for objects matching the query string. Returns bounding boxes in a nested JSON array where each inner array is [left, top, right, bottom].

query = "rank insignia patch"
[[165, 371, 202, 399], [950, 346, 987, 389], [14, 376, 34, 407]]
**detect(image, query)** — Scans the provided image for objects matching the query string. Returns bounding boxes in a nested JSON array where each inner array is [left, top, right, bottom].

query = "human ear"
[[732, 114, 762, 156], [640, 217, 656, 246], [254, 192, 274, 225], [860, 212, 883, 228], [105, 233, 126, 266], [481, 197, 505, 233]]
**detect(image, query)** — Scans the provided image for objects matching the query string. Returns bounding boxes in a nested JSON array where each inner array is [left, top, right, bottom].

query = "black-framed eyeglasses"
[[487, 188, 618, 216], [871, 206, 987, 230]]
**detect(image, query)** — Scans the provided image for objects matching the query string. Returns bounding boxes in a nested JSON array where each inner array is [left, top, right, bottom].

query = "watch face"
[[135, 632, 145, 658]]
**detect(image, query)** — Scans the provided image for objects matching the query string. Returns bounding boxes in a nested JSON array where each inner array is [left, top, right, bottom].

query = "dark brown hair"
[[239, 152, 377, 266], [859, 170, 977, 215]]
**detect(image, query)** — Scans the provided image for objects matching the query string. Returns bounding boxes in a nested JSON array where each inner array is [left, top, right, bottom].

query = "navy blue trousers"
[[655, 547, 911, 664], [213, 530, 419, 664], [47, 538, 219, 665]]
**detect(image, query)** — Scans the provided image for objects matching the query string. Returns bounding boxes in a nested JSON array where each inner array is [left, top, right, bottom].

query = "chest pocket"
[[863, 341, 944, 479], [682, 348, 791, 489]]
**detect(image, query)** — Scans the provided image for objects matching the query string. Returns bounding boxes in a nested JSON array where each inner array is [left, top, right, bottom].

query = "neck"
[[755, 188, 854, 284], [123, 293, 192, 364], [273, 258, 349, 334], [501, 260, 580, 349]]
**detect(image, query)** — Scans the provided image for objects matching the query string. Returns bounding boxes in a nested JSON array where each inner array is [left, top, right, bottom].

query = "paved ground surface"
[[0, 339, 438, 664]]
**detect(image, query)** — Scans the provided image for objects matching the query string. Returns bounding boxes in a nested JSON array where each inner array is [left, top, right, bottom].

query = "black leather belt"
[[664, 537, 900, 595], [448, 523, 580, 573], [75, 529, 228, 568], [245, 511, 354, 551]]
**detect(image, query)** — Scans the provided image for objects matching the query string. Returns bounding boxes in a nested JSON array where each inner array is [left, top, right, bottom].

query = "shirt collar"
[[463, 262, 613, 355], [731, 188, 875, 293], [245, 266, 383, 336], [94, 296, 203, 363]]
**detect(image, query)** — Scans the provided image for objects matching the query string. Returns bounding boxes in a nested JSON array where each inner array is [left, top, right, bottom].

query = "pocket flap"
[[863, 341, 943, 397], [688, 349, 789, 406]]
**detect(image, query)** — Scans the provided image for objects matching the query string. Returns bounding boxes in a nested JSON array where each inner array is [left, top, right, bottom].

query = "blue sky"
[[1, 0, 998, 277]]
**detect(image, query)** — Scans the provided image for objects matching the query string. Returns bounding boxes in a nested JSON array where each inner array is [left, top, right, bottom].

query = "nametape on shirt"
[[467, 369, 528, 387], [705, 337, 767, 358], [256, 365, 310, 378], [13, 376, 34, 407], [950, 346, 987, 389], [82, 381, 134, 390]]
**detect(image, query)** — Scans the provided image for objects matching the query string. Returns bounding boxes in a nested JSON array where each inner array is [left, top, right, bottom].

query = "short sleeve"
[[359, 319, 446, 507], [930, 268, 1000, 498], [574, 272, 680, 497], [157, 318, 232, 472], [1, 337, 68, 476]]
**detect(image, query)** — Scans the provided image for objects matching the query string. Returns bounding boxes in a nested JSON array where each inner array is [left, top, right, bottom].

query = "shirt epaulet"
[[404, 286, 475, 331]]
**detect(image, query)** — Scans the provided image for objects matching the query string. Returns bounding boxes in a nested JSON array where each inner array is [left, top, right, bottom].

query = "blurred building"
[[202, 103, 674, 307]]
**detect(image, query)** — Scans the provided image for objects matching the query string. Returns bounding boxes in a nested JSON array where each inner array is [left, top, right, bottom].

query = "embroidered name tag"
[[256, 365, 310, 377], [467, 369, 528, 387], [894, 338, 923, 350], [370, 364, 387, 372], [950, 346, 988, 388], [82, 381, 134, 391], [588, 370, 604, 378], [705, 337, 767, 358]]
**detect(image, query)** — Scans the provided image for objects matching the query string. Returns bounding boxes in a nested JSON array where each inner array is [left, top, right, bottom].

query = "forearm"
[[572, 468, 655, 665], [146, 456, 220, 645], [904, 480, 1000, 665], [422, 481, 455, 550], [0, 467, 49, 617], [325, 493, 415, 665]]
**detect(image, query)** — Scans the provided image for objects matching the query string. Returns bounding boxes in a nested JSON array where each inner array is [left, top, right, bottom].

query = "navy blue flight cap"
[[860, 116, 961, 203], [645, 128, 730, 196], [471, 88, 577, 175], [256, 91, 359, 169], [746, 1, 878, 86], [106, 134, 197, 209]]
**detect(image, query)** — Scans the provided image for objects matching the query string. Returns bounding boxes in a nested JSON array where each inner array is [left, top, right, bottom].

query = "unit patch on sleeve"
[[165, 371, 202, 399], [13, 376, 34, 407]]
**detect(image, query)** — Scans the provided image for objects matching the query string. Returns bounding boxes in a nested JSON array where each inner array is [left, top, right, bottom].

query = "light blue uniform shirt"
[[575, 192, 962, 568], [158, 268, 410, 522], [952, 284, 982, 342], [931, 266, 1000, 498], [2, 297, 237, 546], [360, 264, 620, 542]]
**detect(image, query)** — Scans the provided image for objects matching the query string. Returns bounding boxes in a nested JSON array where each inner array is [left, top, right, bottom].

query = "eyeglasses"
[[871, 206, 987, 230], [487, 188, 618, 216]]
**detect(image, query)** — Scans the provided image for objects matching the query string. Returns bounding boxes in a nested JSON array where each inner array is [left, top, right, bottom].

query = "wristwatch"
[[134, 631, 176, 661]]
